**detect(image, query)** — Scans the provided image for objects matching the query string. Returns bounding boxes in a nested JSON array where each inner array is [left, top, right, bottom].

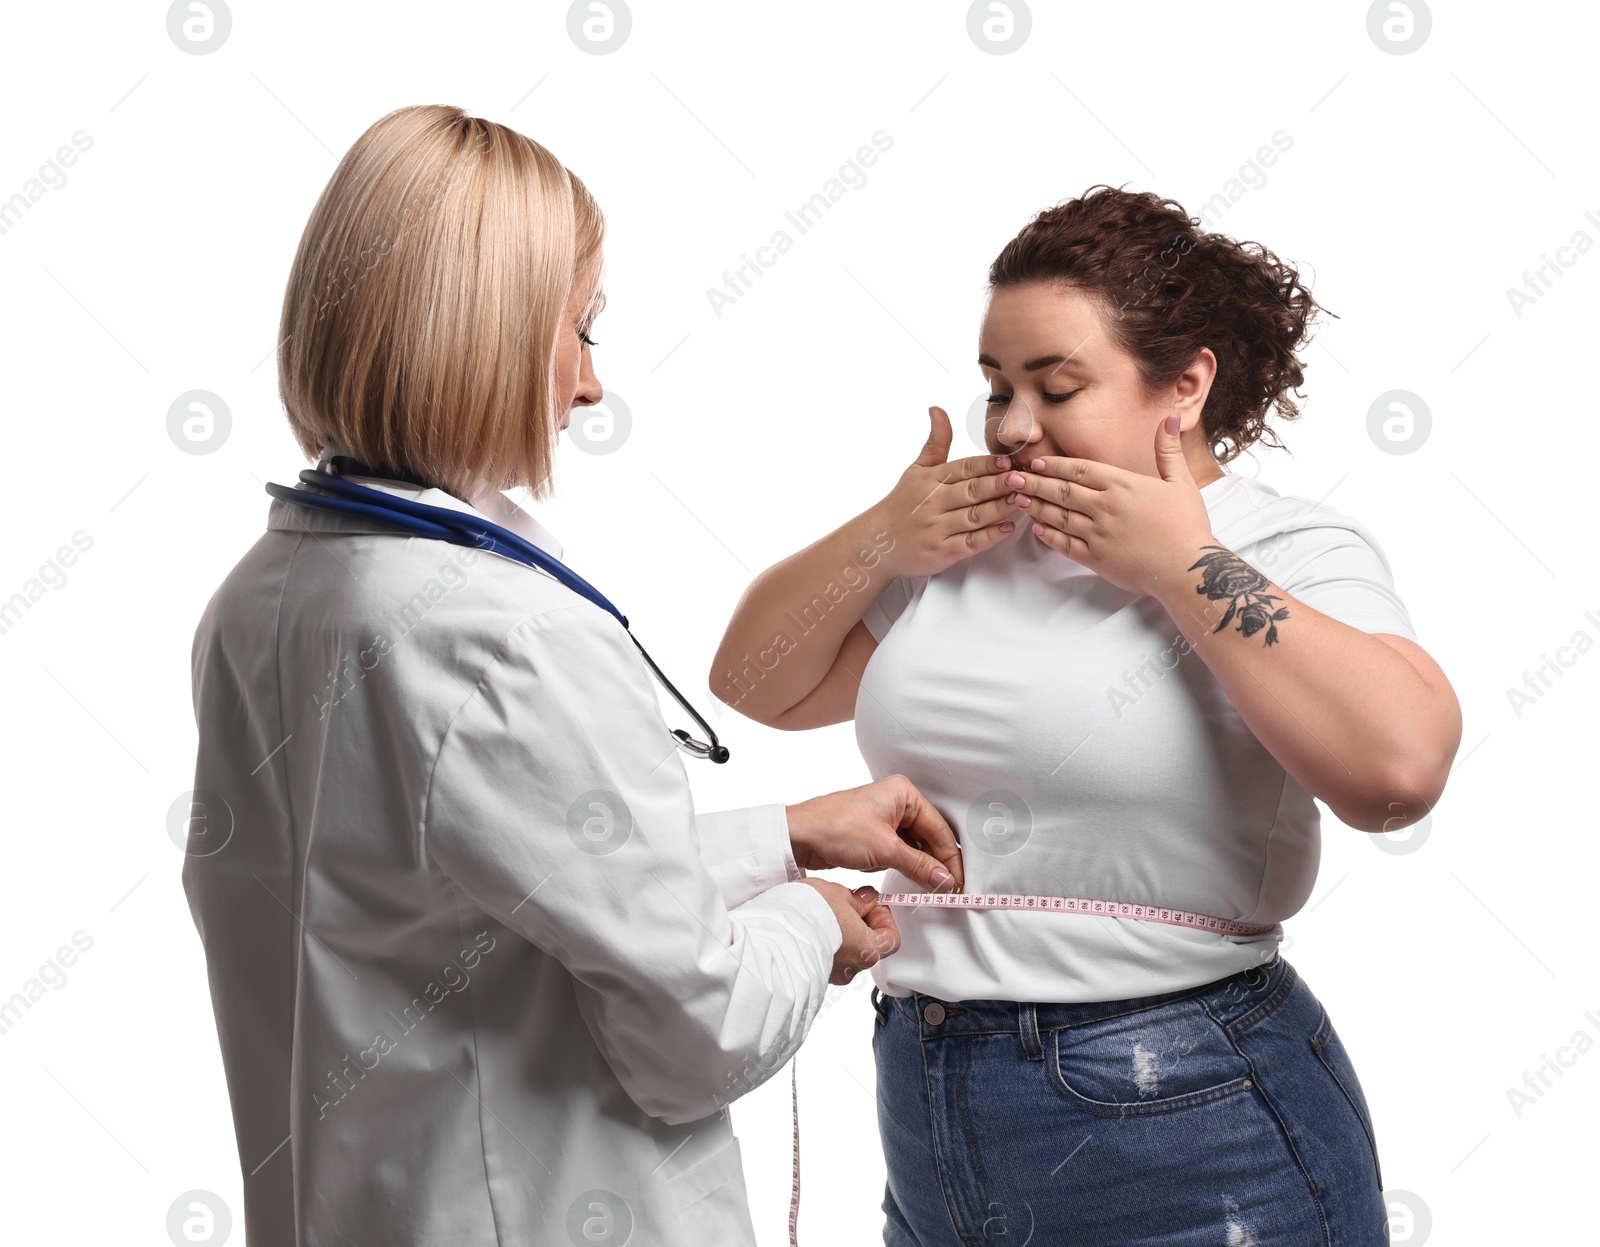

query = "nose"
[[572, 344, 603, 409], [994, 392, 1041, 452]]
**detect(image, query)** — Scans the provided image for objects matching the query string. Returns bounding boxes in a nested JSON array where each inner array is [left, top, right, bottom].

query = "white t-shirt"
[[856, 472, 1417, 1004]]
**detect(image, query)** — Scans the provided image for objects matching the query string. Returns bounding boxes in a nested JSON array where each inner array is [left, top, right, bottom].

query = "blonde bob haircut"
[[278, 104, 604, 501]]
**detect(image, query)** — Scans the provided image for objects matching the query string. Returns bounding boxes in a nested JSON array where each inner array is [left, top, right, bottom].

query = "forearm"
[[1153, 544, 1460, 831], [710, 506, 898, 723]]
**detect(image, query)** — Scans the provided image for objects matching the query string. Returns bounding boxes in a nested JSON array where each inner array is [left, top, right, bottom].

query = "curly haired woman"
[[711, 185, 1461, 1245]]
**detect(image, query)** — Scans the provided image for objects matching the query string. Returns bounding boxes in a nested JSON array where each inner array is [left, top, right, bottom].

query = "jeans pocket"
[[1046, 999, 1256, 1117], [1310, 1005, 1384, 1190]]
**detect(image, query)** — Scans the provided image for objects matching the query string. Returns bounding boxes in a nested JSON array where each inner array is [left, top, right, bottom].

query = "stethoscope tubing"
[[264, 468, 729, 762], [269, 469, 628, 625]]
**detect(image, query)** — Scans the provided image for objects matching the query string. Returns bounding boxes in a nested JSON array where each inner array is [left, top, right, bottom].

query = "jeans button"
[[922, 1001, 946, 1025]]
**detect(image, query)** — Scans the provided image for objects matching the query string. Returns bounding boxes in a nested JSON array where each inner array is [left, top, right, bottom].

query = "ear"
[[1172, 347, 1218, 431]]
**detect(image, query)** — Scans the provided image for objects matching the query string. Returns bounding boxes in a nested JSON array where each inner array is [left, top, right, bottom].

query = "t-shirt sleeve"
[[1249, 519, 1418, 642], [862, 574, 926, 642]]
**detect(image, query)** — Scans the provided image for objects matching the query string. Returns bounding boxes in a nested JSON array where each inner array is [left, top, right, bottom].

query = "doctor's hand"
[[1004, 412, 1215, 598], [786, 774, 964, 894], [798, 881, 901, 984], [869, 405, 1019, 580]]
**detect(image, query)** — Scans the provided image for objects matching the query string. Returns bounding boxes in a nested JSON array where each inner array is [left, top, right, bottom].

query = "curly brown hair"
[[987, 184, 1328, 465]]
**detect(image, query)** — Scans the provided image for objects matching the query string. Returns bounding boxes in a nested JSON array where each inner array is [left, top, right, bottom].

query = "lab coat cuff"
[[740, 878, 845, 962], [693, 803, 802, 911], [776, 804, 805, 882]]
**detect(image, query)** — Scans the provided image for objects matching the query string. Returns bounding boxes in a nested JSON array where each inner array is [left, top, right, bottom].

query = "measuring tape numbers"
[[875, 889, 1279, 937]]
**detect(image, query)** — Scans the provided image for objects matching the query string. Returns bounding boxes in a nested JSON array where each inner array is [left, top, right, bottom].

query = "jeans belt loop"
[[1018, 1001, 1043, 1061]]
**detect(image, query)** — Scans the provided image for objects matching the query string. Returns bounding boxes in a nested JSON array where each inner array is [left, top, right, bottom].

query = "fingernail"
[[931, 868, 954, 892], [1164, 412, 1181, 435]]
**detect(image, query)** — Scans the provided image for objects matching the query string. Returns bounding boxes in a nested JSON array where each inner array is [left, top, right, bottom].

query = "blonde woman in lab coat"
[[181, 104, 964, 1247]]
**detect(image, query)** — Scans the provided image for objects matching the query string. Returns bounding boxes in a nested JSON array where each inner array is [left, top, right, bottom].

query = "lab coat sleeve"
[[423, 604, 843, 1126], [694, 803, 805, 911]]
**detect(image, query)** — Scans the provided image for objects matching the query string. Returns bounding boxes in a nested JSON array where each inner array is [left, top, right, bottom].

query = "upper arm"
[[769, 618, 879, 731]]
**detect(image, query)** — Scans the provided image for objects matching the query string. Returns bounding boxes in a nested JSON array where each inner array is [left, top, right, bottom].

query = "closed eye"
[[986, 391, 1079, 405]]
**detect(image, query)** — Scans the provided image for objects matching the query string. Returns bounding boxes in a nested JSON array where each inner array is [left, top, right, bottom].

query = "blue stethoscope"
[[264, 456, 730, 763]]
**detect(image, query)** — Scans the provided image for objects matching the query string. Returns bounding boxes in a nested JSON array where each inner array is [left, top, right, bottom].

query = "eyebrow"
[[976, 352, 1088, 373]]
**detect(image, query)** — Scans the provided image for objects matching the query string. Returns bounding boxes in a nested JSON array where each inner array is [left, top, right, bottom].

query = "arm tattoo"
[[1186, 545, 1290, 646]]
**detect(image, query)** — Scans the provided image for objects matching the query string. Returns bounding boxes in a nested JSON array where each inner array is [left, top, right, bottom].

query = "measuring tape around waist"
[[783, 889, 1281, 1245], [875, 889, 1280, 937]]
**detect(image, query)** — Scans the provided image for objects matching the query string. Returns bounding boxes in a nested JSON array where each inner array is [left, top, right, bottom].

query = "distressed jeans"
[[871, 955, 1388, 1245]]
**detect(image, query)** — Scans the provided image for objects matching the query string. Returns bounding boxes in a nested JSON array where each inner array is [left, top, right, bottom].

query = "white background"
[[0, 1, 1593, 1243]]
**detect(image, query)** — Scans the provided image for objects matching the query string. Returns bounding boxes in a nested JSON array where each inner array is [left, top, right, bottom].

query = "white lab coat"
[[182, 464, 842, 1246]]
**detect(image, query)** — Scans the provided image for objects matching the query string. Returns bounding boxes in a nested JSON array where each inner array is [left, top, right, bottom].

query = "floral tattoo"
[[1187, 545, 1290, 646]]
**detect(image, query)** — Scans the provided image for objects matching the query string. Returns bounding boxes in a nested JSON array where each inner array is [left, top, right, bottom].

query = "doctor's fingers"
[[858, 897, 901, 953], [835, 899, 901, 984], [885, 781, 964, 892], [890, 834, 964, 897]]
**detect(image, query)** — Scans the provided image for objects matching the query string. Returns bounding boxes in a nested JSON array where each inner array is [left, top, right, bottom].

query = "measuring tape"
[[783, 889, 1280, 1245], [874, 889, 1279, 937]]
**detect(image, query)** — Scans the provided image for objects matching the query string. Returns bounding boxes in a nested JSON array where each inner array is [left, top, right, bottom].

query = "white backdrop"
[[0, 1, 1593, 1243]]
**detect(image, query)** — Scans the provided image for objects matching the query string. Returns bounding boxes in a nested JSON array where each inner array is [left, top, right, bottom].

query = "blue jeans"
[[871, 956, 1387, 1245]]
